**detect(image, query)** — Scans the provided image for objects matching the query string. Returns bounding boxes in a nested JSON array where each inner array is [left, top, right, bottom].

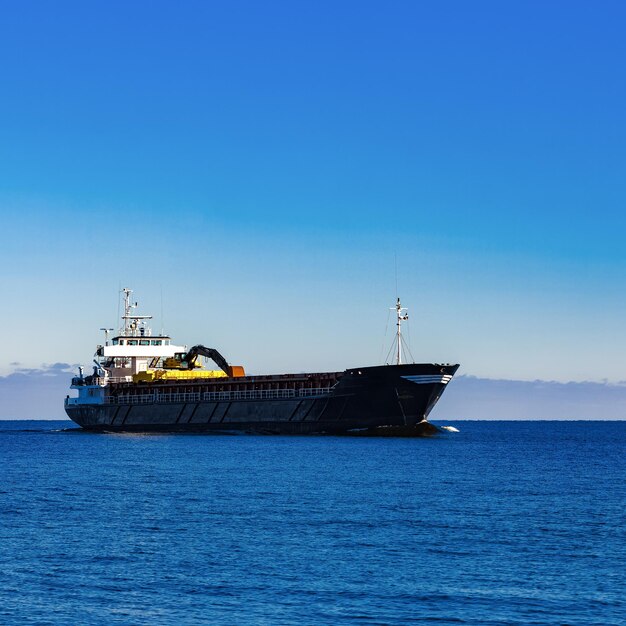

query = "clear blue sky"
[[1, 0, 626, 382]]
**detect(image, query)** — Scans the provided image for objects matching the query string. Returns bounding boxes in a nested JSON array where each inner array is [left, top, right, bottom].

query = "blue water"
[[1, 421, 624, 625]]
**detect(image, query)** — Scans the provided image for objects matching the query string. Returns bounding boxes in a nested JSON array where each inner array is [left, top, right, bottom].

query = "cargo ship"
[[65, 289, 459, 435]]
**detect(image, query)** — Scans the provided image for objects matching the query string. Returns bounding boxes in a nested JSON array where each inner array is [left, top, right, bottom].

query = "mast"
[[392, 297, 409, 365], [120, 288, 153, 337], [121, 288, 134, 335]]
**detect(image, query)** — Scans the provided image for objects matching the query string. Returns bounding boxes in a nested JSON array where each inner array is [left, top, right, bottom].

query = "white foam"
[[440, 425, 460, 432]]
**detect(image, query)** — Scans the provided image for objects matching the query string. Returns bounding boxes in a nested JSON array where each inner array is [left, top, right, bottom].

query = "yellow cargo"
[[133, 369, 228, 383]]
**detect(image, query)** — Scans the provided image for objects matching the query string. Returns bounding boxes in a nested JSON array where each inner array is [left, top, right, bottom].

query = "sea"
[[1, 420, 624, 625]]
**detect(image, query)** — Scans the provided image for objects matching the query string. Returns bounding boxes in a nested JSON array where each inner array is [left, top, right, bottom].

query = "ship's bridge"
[[102, 336, 186, 359], [93, 288, 189, 378]]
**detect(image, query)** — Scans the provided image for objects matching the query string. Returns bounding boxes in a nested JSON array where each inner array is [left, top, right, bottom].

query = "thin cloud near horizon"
[[2, 367, 626, 421], [2, 363, 625, 386]]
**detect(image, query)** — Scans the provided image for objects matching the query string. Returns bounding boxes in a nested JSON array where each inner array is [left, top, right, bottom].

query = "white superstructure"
[[96, 288, 187, 378], [67, 288, 187, 405]]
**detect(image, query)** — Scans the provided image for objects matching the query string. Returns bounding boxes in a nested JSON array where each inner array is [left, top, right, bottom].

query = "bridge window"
[[140, 340, 150, 346], [151, 340, 162, 346], [128, 340, 138, 346]]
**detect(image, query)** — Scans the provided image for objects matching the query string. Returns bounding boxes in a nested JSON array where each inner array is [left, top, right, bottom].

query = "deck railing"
[[103, 387, 333, 405]]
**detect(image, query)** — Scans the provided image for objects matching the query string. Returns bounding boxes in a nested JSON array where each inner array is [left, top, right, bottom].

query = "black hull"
[[65, 364, 459, 436]]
